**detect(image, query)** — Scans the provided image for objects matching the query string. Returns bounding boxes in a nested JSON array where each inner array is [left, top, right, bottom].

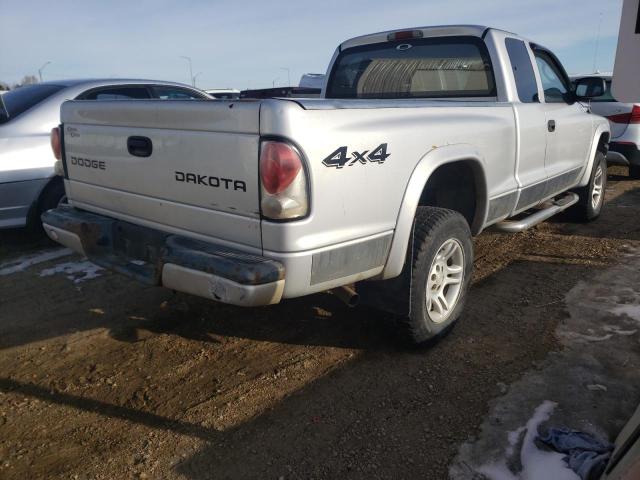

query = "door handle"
[[547, 120, 556, 132], [127, 136, 153, 157]]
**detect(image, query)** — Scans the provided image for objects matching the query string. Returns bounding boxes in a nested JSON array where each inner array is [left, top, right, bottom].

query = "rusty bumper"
[[41, 206, 285, 306]]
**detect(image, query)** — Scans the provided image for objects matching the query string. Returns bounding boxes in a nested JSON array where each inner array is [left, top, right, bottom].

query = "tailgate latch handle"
[[127, 136, 153, 157]]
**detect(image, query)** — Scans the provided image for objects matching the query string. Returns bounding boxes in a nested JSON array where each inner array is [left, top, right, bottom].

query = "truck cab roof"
[[340, 25, 518, 50]]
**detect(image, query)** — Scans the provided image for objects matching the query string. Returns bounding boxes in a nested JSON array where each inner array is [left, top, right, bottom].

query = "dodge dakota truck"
[[43, 25, 609, 344]]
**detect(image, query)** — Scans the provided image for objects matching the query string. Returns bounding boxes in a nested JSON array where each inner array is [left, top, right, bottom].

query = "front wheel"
[[570, 152, 606, 222], [400, 207, 474, 345]]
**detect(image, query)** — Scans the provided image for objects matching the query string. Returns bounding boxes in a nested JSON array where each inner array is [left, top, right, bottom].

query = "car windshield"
[[326, 36, 496, 99], [0, 84, 65, 124]]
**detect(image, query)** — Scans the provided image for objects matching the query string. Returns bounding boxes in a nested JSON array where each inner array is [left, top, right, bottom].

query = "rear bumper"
[[607, 142, 640, 166], [41, 206, 285, 306]]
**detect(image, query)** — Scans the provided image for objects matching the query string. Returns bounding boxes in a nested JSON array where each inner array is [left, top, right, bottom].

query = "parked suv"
[[573, 74, 640, 178], [0, 79, 210, 229]]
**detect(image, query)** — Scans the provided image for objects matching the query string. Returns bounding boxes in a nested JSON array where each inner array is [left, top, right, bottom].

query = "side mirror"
[[574, 77, 606, 99]]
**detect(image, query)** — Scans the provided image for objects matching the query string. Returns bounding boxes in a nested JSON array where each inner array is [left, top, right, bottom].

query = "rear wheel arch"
[[380, 146, 488, 280], [578, 125, 611, 187], [418, 159, 488, 235], [27, 176, 66, 228], [597, 131, 610, 155]]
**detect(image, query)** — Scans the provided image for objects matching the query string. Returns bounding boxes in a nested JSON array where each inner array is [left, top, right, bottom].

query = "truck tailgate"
[[60, 100, 263, 249]]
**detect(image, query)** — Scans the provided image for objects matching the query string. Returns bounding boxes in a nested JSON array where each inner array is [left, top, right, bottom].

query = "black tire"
[[570, 152, 606, 222], [29, 178, 66, 230], [400, 207, 474, 345], [629, 165, 640, 179]]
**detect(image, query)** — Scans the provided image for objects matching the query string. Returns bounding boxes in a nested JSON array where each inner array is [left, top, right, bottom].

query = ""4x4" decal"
[[322, 143, 390, 168]]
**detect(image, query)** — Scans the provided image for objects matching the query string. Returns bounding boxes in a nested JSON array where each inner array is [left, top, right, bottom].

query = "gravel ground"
[[0, 167, 639, 479]]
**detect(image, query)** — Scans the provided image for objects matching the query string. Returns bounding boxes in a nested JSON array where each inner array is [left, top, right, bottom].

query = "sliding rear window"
[[326, 36, 496, 99]]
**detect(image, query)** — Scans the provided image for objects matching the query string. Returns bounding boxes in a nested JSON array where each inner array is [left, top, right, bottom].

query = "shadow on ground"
[[0, 256, 600, 479], [1, 171, 639, 479]]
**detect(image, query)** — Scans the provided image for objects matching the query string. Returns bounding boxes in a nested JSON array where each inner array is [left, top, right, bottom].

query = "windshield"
[[0, 84, 65, 124], [326, 36, 496, 99]]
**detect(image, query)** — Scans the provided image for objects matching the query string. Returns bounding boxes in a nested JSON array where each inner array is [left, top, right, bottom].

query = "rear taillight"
[[607, 104, 640, 124], [50, 127, 61, 160], [259, 140, 308, 220], [387, 30, 424, 42]]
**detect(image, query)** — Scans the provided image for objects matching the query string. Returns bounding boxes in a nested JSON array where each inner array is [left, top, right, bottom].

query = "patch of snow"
[[0, 248, 73, 275], [611, 304, 640, 322], [586, 384, 608, 392], [452, 252, 640, 480], [560, 332, 613, 342], [505, 427, 525, 457], [39, 260, 103, 283], [602, 325, 637, 336], [475, 401, 579, 480]]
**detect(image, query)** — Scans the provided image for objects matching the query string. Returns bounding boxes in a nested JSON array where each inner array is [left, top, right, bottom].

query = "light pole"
[[193, 72, 203, 87], [180, 56, 194, 86], [280, 67, 291, 86], [272, 77, 280, 88], [38, 61, 51, 82], [592, 12, 603, 73]]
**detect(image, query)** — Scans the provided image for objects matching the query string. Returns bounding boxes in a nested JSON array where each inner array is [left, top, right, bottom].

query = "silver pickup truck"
[[44, 25, 609, 344]]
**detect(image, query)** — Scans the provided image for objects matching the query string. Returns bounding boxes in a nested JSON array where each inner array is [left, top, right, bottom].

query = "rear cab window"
[[326, 36, 496, 99], [0, 84, 65, 124]]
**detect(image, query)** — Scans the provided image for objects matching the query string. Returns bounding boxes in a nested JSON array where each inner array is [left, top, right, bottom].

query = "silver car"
[[0, 79, 210, 229]]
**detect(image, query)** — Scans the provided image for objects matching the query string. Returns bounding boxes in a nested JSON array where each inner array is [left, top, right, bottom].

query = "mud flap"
[[358, 224, 414, 316]]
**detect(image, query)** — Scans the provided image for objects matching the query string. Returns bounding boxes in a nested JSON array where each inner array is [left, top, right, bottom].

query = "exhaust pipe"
[[332, 285, 359, 307]]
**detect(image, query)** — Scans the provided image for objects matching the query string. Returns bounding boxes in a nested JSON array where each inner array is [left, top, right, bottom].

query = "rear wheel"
[[629, 165, 640, 179], [570, 152, 606, 222], [400, 207, 473, 345]]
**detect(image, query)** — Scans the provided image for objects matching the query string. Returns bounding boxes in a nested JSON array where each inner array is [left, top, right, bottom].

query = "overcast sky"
[[0, 0, 624, 89]]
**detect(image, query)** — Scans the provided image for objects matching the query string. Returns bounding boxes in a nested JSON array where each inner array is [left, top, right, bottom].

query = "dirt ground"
[[1, 167, 640, 480]]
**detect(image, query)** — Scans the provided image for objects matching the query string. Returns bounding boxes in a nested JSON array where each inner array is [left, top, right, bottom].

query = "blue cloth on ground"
[[538, 428, 614, 480]]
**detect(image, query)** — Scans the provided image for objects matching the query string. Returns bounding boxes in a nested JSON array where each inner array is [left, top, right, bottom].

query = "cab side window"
[[533, 51, 571, 103], [150, 86, 205, 99], [80, 87, 151, 100], [505, 38, 538, 103]]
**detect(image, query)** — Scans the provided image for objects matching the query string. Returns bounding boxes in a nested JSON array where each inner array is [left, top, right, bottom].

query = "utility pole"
[[280, 67, 291, 86], [593, 12, 603, 73], [180, 56, 194, 86], [38, 61, 51, 82]]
